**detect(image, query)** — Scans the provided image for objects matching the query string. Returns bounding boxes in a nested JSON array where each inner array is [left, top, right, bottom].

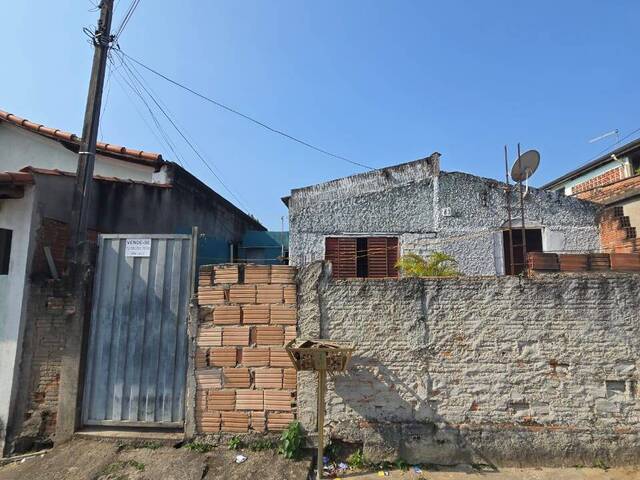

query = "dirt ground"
[[0, 438, 311, 480], [2, 439, 640, 480], [331, 465, 640, 480]]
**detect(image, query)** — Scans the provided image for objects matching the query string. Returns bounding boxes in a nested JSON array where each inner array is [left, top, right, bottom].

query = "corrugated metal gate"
[[82, 234, 196, 428]]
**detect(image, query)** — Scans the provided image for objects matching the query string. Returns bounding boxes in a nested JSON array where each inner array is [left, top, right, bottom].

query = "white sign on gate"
[[125, 238, 152, 257]]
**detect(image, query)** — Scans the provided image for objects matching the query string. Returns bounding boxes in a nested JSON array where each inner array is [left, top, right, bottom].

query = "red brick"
[[283, 369, 297, 390], [244, 265, 271, 284], [236, 390, 264, 410], [240, 347, 270, 367], [254, 368, 283, 389], [197, 326, 222, 347], [257, 285, 283, 304], [222, 326, 250, 346], [197, 411, 220, 433], [270, 304, 296, 325], [264, 390, 293, 411], [255, 326, 284, 346], [208, 389, 236, 410], [214, 265, 239, 284], [242, 304, 270, 324], [250, 411, 266, 432], [229, 285, 256, 304], [267, 412, 295, 431], [209, 347, 237, 367], [221, 411, 249, 433], [223, 368, 250, 388], [196, 369, 222, 389], [213, 305, 241, 325], [270, 348, 293, 368]]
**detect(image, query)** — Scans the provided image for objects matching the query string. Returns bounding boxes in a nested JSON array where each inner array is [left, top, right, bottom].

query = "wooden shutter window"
[[368, 237, 399, 278], [325, 237, 357, 278]]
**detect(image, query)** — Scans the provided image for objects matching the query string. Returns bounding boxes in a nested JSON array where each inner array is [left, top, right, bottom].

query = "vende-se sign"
[[125, 238, 152, 257]]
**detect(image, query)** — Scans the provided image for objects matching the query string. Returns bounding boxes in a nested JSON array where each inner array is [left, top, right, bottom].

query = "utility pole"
[[69, 0, 114, 255], [58, 0, 114, 442]]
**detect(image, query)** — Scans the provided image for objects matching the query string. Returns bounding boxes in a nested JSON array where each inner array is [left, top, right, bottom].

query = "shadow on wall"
[[330, 357, 496, 468]]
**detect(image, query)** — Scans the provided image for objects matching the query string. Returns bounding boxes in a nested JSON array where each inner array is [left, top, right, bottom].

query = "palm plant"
[[395, 252, 460, 277]]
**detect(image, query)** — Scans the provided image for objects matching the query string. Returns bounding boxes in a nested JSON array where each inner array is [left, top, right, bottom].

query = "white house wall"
[[0, 123, 155, 181], [0, 187, 36, 454], [288, 168, 601, 276]]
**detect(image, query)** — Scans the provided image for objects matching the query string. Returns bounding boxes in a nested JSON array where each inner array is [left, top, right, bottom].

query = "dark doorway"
[[503, 228, 543, 275]]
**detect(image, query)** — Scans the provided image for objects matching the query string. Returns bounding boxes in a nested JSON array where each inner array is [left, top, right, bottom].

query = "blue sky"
[[2, 1, 638, 229]]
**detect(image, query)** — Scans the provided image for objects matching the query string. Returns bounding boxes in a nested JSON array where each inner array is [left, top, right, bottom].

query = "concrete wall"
[[0, 187, 37, 454], [297, 262, 640, 466], [0, 122, 155, 181], [288, 160, 601, 275]]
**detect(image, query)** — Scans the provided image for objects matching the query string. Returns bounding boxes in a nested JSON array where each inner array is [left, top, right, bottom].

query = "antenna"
[[502, 145, 542, 276], [589, 129, 619, 144]]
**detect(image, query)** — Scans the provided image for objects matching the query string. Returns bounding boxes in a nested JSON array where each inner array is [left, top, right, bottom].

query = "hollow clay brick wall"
[[195, 264, 297, 434]]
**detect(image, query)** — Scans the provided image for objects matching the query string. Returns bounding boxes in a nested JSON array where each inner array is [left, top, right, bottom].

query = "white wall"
[[0, 123, 155, 182], [0, 187, 36, 453]]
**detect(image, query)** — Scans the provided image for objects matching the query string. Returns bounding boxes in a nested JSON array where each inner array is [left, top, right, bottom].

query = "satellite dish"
[[511, 150, 540, 182]]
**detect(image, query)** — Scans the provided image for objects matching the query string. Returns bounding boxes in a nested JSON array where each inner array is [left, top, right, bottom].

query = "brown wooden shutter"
[[325, 237, 357, 278], [367, 237, 399, 278]]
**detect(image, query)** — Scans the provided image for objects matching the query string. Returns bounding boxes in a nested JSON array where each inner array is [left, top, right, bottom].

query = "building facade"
[[542, 139, 640, 254], [0, 109, 264, 455], [286, 154, 601, 277]]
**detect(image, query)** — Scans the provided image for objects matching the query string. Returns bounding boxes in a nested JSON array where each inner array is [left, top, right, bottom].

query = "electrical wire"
[[113, 0, 141, 41], [114, 50, 252, 211], [109, 53, 188, 167], [585, 127, 640, 165], [116, 48, 375, 171], [112, 51, 253, 214]]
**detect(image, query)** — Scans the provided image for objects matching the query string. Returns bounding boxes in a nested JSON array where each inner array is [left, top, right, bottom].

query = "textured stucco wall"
[[288, 160, 601, 275], [297, 262, 640, 466]]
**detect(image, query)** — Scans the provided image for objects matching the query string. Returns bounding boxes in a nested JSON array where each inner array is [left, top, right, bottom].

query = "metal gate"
[[82, 234, 196, 427]]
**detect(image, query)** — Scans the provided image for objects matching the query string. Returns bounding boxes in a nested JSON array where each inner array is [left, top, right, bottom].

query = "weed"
[[227, 436, 242, 450], [395, 458, 409, 471], [346, 449, 366, 469], [248, 438, 275, 452], [97, 460, 145, 478], [593, 458, 609, 470], [184, 441, 214, 453], [278, 421, 303, 459]]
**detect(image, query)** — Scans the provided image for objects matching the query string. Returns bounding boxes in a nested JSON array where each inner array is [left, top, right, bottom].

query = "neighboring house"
[[284, 153, 601, 277], [542, 138, 640, 253], [237, 230, 289, 265], [0, 109, 264, 455]]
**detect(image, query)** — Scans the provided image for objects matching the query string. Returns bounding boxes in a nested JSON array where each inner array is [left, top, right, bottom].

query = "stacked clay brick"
[[195, 264, 297, 433]]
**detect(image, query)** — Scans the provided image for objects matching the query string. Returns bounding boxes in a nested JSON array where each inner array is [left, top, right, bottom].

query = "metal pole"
[[316, 352, 327, 480], [504, 145, 515, 276], [517, 143, 527, 273]]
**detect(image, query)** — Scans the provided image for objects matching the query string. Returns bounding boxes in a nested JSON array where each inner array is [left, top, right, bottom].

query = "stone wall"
[[193, 264, 297, 434], [297, 262, 640, 466], [288, 157, 601, 275]]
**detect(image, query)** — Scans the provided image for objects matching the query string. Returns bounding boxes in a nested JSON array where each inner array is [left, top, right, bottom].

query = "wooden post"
[[316, 351, 327, 480]]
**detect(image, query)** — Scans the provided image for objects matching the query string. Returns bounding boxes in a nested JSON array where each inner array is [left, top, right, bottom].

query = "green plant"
[[395, 458, 409, 471], [635, 166, 640, 176], [346, 449, 366, 469], [227, 436, 242, 450], [593, 458, 609, 470], [98, 460, 145, 477], [395, 252, 460, 277], [184, 441, 214, 453], [278, 421, 303, 459], [249, 438, 275, 451]]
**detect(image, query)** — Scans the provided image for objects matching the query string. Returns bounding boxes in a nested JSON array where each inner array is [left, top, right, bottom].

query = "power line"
[[112, 51, 253, 214], [115, 50, 250, 210], [113, 0, 141, 41], [109, 53, 188, 167], [116, 48, 375, 171]]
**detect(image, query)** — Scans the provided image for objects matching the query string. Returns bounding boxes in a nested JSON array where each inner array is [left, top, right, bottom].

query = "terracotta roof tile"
[[0, 171, 34, 185], [0, 109, 163, 166]]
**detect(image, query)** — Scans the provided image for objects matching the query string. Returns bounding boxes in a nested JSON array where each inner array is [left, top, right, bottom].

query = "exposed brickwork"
[[574, 173, 640, 203], [599, 206, 639, 254], [571, 166, 624, 194], [195, 264, 297, 434], [7, 217, 98, 453]]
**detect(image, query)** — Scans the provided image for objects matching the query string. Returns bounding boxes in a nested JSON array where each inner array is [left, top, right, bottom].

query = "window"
[[325, 237, 399, 279], [0, 229, 12, 275], [502, 228, 543, 275]]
